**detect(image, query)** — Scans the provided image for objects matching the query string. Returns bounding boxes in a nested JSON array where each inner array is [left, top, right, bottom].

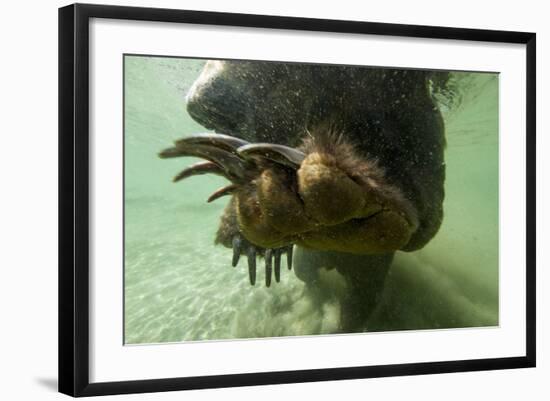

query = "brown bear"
[[160, 60, 447, 332]]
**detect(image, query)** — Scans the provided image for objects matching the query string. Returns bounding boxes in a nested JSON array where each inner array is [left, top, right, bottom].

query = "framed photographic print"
[[58, 3, 536, 397]]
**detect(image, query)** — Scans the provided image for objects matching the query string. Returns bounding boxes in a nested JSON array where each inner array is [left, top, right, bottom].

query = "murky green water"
[[124, 56, 498, 344]]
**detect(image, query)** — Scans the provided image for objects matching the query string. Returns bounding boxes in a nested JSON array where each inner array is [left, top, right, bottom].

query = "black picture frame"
[[58, 3, 536, 397]]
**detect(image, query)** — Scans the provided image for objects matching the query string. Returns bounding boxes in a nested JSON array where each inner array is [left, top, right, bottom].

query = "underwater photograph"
[[123, 55, 499, 344]]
